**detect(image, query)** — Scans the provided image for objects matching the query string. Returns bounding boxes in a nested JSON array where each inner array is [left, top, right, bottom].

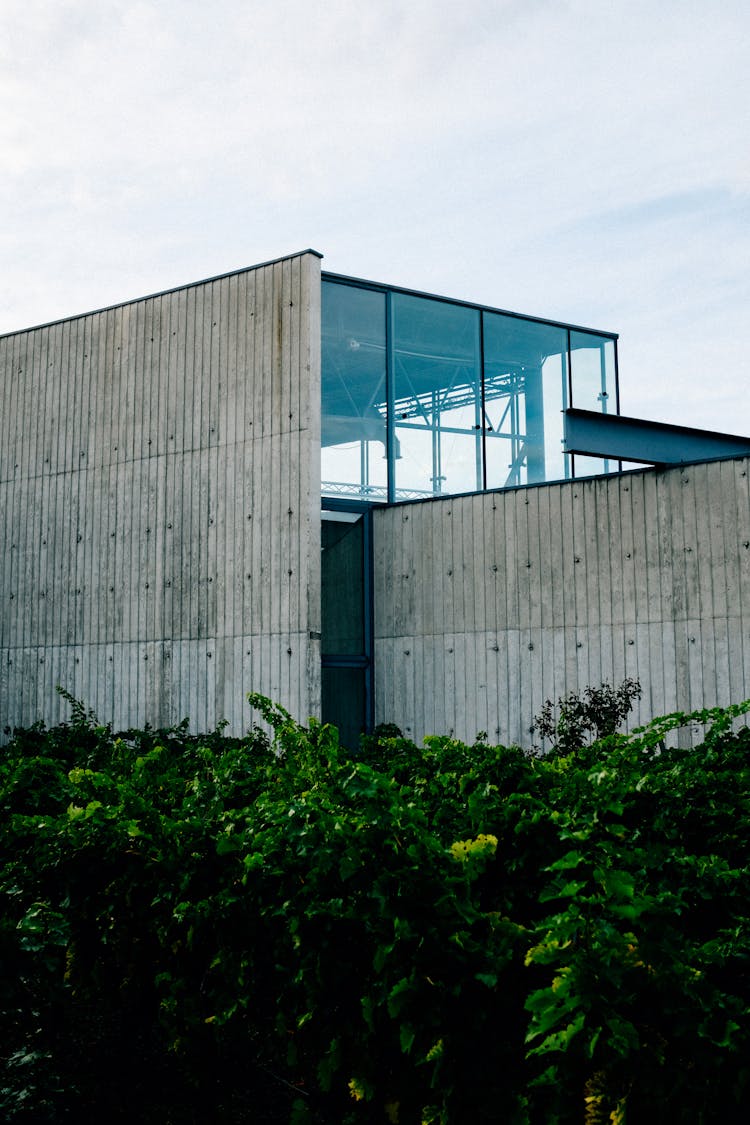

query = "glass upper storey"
[[321, 275, 619, 503]]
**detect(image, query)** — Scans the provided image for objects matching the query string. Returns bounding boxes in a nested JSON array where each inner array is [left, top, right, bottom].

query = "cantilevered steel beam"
[[564, 408, 750, 465]]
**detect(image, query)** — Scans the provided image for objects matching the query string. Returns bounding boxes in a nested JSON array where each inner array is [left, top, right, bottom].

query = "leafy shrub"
[[1, 690, 750, 1122], [532, 678, 642, 755]]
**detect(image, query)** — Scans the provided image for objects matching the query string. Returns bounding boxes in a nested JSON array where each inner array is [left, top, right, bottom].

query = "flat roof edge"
[[322, 269, 618, 340], [0, 249, 324, 341]]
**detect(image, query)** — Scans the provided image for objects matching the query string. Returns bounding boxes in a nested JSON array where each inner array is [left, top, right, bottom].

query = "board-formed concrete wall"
[[0, 250, 321, 737], [373, 457, 750, 746]]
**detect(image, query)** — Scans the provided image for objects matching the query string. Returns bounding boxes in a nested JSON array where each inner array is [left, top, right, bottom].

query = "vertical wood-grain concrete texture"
[[373, 458, 750, 746], [0, 251, 322, 737]]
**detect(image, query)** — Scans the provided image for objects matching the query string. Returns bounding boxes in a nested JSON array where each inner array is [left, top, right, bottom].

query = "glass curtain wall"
[[321, 279, 618, 500], [391, 295, 482, 497]]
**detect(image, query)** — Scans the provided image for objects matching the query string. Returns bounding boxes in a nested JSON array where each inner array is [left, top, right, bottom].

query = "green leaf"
[[600, 869, 635, 899], [216, 829, 242, 854], [539, 879, 588, 902], [387, 977, 412, 1018], [546, 850, 585, 872], [609, 902, 644, 920], [526, 1012, 585, 1057], [475, 972, 498, 988], [338, 850, 362, 880]]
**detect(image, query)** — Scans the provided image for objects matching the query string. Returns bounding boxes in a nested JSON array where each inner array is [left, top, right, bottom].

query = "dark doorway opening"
[[321, 506, 374, 749]]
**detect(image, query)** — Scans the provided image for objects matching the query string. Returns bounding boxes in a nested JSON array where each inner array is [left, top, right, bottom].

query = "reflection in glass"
[[483, 313, 569, 486], [392, 294, 481, 498], [322, 282, 387, 499], [569, 331, 616, 413], [572, 454, 611, 478], [570, 332, 617, 474], [321, 517, 364, 655], [321, 278, 620, 497]]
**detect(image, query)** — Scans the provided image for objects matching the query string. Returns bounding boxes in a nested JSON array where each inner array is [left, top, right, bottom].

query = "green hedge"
[[2, 692, 750, 1123]]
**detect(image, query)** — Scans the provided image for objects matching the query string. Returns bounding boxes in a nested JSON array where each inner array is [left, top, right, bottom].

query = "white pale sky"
[[2, 0, 748, 431]]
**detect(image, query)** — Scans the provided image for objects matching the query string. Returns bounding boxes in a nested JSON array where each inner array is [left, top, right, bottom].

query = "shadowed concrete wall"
[[0, 250, 321, 737], [373, 457, 750, 746]]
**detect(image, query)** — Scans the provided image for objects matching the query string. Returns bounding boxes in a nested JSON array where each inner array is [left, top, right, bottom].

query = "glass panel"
[[392, 294, 481, 499], [321, 278, 619, 499], [572, 454, 615, 477], [569, 332, 615, 413], [569, 332, 617, 475], [483, 313, 569, 487], [322, 666, 366, 750], [322, 282, 387, 500], [321, 516, 364, 655]]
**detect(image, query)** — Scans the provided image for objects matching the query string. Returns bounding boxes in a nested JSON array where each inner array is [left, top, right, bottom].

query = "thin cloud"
[[1, 0, 748, 434]]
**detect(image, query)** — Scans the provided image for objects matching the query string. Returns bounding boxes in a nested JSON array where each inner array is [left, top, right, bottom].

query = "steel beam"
[[564, 408, 750, 465]]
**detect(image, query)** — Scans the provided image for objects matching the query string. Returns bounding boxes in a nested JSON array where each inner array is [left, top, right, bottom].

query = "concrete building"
[[2, 249, 749, 745]]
